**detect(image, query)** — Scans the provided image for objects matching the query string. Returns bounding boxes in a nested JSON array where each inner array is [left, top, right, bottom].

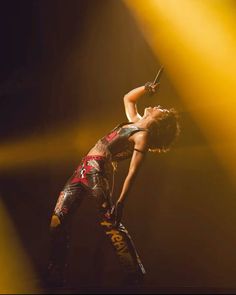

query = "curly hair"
[[148, 108, 180, 153]]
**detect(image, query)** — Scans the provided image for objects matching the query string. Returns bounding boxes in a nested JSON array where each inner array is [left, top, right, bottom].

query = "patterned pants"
[[48, 155, 146, 287]]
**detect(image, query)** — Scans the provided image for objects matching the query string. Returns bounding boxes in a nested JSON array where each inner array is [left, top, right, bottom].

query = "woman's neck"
[[134, 116, 155, 129]]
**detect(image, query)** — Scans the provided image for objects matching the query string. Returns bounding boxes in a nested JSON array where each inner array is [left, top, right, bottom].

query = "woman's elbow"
[[123, 94, 128, 102], [123, 93, 132, 102]]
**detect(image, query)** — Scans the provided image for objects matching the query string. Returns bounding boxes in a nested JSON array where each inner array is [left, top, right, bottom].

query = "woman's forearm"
[[124, 86, 146, 103], [117, 173, 135, 204]]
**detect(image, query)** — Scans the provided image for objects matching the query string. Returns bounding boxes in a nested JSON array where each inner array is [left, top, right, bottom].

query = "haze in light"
[[0, 200, 39, 293], [124, 0, 236, 184]]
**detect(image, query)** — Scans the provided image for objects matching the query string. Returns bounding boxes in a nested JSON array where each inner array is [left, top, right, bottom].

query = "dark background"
[[0, 0, 236, 293]]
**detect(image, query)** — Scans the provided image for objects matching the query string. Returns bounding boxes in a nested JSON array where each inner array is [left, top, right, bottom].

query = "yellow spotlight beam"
[[0, 120, 108, 172], [124, 0, 236, 183], [0, 199, 39, 293]]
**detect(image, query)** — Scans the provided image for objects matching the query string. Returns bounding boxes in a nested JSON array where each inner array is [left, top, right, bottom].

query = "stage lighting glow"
[[0, 121, 106, 171], [0, 199, 39, 293], [124, 0, 236, 183]]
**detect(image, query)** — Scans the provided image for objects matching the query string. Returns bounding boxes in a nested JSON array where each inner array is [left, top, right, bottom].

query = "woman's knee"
[[50, 214, 62, 231]]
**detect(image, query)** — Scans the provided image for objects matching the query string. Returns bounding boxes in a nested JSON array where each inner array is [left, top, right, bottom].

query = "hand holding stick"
[[145, 66, 164, 94]]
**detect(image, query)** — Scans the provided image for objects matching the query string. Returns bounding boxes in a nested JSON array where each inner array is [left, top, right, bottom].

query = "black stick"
[[153, 66, 164, 84]]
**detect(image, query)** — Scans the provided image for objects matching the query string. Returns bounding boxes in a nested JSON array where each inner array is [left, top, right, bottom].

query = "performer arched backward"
[[48, 69, 180, 287]]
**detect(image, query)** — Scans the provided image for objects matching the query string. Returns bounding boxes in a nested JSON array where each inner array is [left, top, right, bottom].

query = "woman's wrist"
[[116, 201, 124, 207], [124, 86, 146, 103], [145, 82, 157, 95]]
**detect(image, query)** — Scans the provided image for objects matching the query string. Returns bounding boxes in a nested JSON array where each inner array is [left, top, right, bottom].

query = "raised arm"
[[123, 84, 158, 122], [123, 86, 146, 122]]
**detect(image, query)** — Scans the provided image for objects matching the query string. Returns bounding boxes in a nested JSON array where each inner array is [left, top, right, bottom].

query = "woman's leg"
[[99, 217, 146, 285], [48, 181, 86, 287], [89, 173, 146, 286]]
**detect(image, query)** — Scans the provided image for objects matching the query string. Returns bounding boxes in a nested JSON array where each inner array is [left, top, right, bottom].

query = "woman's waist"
[[70, 154, 115, 189], [78, 153, 114, 174], [83, 154, 108, 161], [87, 143, 111, 159], [88, 141, 132, 162]]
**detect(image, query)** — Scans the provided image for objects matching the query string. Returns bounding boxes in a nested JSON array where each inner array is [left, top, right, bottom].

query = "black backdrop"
[[1, 1, 236, 293]]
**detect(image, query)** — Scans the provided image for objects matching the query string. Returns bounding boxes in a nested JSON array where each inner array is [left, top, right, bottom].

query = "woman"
[[48, 81, 180, 288]]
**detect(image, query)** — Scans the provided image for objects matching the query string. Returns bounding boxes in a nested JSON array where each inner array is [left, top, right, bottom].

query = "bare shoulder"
[[133, 130, 149, 142], [130, 130, 149, 150]]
